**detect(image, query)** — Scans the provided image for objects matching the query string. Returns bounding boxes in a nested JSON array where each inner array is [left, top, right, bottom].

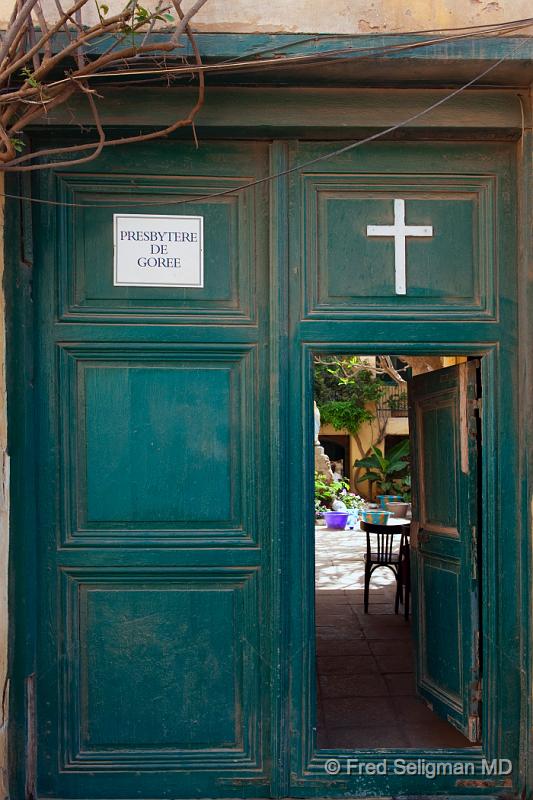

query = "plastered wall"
[[1, 0, 532, 32], [184, 0, 533, 33]]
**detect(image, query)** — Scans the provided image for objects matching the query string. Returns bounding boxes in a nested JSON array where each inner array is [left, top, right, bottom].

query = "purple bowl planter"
[[323, 511, 350, 530]]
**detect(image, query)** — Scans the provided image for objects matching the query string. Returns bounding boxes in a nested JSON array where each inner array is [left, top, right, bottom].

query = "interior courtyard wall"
[[319, 412, 410, 500]]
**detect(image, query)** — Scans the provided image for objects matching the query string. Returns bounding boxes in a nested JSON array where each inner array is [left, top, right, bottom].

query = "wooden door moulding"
[[27, 33, 533, 88], [36, 87, 527, 135]]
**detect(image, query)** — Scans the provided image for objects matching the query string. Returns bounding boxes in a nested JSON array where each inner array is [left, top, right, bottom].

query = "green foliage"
[[10, 137, 25, 153], [341, 491, 366, 511], [314, 471, 348, 511], [117, 0, 174, 32], [314, 356, 386, 436], [319, 400, 374, 436], [314, 471, 364, 513], [393, 474, 411, 503], [355, 439, 410, 495], [133, 4, 149, 22], [20, 66, 40, 89]]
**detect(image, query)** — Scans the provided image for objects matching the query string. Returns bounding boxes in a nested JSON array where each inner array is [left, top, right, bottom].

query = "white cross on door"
[[366, 199, 433, 295]]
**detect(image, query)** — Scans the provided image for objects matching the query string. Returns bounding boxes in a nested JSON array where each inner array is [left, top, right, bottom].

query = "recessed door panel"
[[60, 569, 259, 768], [55, 142, 266, 323], [59, 345, 257, 545], [419, 399, 459, 533], [295, 150, 497, 320]]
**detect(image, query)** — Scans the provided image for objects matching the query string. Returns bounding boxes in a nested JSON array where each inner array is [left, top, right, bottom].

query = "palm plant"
[[354, 439, 410, 496]]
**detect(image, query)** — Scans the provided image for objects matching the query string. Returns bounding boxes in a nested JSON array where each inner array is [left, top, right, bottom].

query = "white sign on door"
[[113, 214, 204, 288]]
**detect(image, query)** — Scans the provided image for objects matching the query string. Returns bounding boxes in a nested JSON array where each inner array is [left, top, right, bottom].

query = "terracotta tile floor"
[[315, 526, 472, 749]]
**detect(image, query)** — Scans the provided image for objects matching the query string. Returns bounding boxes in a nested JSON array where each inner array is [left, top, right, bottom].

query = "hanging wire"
[[0, 33, 531, 206], [217, 16, 533, 64], [41, 16, 533, 86]]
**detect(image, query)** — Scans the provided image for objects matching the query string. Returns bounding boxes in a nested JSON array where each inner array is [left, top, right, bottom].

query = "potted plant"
[[354, 440, 410, 504], [314, 472, 365, 530], [385, 475, 412, 518]]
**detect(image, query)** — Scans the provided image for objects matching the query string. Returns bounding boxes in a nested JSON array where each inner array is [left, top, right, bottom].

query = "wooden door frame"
[[3, 86, 532, 800], [289, 343, 498, 797]]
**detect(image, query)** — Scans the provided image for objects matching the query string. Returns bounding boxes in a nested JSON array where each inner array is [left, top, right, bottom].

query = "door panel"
[[58, 154, 258, 323], [34, 140, 272, 798], [297, 163, 496, 321], [62, 568, 258, 767], [408, 362, 480, 741], [60, 345, 256, 544]]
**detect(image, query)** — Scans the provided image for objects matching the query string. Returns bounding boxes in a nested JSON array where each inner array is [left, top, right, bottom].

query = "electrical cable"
[[0, 36, 530, 205], [45, 18, 533, 85]]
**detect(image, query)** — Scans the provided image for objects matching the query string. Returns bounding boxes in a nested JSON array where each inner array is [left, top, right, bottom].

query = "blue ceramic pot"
[[377, 494, 403, 508], [360, 509, 392, 525]]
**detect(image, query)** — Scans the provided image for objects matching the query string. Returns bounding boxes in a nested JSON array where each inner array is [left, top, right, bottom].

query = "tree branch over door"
[[0, 0, 209, 170]]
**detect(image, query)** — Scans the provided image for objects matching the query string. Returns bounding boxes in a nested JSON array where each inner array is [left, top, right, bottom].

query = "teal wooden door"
[[408, 362, 481, 741], [31, 140, 275, 799], [285, 139, 519, 796], [12, 132, 522, 799]]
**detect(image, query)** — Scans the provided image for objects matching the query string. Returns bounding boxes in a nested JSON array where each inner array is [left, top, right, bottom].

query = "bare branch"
[[314, 355, 408, 386], [33, 3, 53, 63], [0, 0, 40, 66], [0, 0, 209, 170]]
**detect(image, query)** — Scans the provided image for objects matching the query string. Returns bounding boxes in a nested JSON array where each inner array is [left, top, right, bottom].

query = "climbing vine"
[[0, 0, 209, 171]]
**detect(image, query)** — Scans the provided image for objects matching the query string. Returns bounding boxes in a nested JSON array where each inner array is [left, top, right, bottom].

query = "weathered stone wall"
[[0, 0, 532, 32]]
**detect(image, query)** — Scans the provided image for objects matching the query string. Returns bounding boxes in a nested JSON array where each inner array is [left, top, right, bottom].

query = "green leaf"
[[388, 461, 408, 473], [358, 471, 381, 483], [20, 66, 40, 88], [100, 3, 109, 13], [354, 456, 379, 469], [10, 136, 25, 153], [387, 439, 410, 459]]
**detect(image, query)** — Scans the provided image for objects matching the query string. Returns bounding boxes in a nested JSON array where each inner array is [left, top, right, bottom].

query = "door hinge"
[[474, 396, 482, 415], [467, 712, 480, 743]]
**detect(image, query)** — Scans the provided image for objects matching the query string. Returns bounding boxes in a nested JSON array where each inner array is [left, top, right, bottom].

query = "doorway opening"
[[313, 354, 482, 750]]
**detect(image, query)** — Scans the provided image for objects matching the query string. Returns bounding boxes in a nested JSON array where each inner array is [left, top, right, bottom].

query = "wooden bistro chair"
[[360, 521, 411, 617]]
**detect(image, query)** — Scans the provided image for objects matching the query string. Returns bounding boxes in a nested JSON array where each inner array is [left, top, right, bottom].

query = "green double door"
[[23, 137, 516, 799]]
